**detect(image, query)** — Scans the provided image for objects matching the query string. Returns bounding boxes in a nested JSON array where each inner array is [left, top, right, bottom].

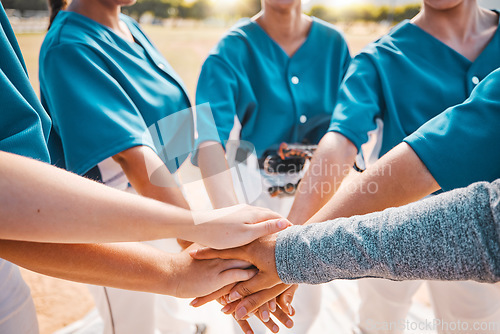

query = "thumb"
[[250, 218, 291, 239], [218, 268, 259, 288], [227, 273, 279, 303], [190, 247, 245, 261]]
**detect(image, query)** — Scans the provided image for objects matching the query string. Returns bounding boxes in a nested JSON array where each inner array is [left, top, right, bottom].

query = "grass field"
[[16, 22, 389, 99]]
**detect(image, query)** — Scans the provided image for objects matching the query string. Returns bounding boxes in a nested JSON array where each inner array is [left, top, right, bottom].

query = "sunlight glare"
[[327, 0, 366, 8]]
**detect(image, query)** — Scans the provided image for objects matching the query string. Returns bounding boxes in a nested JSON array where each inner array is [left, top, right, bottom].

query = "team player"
[[39, 0, 200, 333], [284, 0, 500, 332], [0, 3, 289, 333], [194, 0, 350, 331], [191, 66, 500, 332]]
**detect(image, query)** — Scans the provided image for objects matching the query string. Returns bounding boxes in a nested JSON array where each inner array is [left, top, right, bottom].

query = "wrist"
[[154, 253, 178, 296]]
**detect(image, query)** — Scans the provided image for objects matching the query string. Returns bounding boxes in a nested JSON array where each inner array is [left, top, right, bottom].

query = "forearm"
[[308, 143, 440, 223], [113, 146, 190, 209], [276, 179, 500, 284], [198, 141, 238, 208], [0, 240, 175, 295], [0, 151, 193, 243], [287, 132, 356, 225]]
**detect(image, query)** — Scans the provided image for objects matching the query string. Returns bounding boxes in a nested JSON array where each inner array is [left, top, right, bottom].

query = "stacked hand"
[[185, 204, 291, 249], [189, 235, 298, 333]]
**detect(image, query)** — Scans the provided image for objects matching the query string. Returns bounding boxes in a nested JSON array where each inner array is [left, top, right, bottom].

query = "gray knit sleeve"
[[276, 179, 500, 284]]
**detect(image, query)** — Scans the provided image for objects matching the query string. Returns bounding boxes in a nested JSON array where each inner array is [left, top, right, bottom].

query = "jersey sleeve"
[[40, 43, 156, 175], [0, 7, 51, 163], [328, 53, 383, 152], [404, 68, 500, 192], [195, 55, 239, 147]]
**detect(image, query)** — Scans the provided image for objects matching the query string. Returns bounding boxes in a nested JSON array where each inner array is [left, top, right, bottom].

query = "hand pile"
[[189, 234, 298, 334]]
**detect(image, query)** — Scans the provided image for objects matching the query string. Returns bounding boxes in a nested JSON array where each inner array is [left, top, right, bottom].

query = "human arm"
[[308, 142, 440, 223], [190, 178, 500, 318], [0, 151, 290, 248], [195, 55, 241, 208], [288, 52, 383, 225], [287, 131, 357, 224], [113, 145, 190, 209], [277, 178, 500, 284], [309, 66, 500, 223], [0, 240, 256, 298], [197, 141, 239, 208]]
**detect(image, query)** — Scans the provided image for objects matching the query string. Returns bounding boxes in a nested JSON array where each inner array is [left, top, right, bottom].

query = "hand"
[[222, 286, 298, 333], [176, 238, 193, 249], [168, 245, 256, 298], [186, 204, 291, 249], [190, 233, 282, 292], [191, 283, 295, 334], [191, 282, 297, 333]]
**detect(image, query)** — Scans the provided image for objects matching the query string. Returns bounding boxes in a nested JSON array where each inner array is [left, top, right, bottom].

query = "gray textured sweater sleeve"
[[276, 179, 500, 284]]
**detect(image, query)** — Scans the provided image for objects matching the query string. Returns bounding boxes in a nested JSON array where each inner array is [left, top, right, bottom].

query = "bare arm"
[[197, 141, 239, 208], [0, 240, 256, 298], [113, 145, 190, 209], [308, 142, 440, 223], [0, 151, 289, 248], [287, 132, 357, 224]]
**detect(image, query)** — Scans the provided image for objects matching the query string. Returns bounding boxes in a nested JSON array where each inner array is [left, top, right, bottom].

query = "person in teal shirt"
[[0, 3, 52, 333], [40, 8, 193, 177], [327, 12, 500, 165], [0, 5, 289, 334], [39, 0, 199, 333], [287, 1, 500, 334], [194, 0, 350, 332], [195, 17, 350, 157], [404, 67, 500, 192], [188, 67, 500, 333], [0, 11, 50, 162]]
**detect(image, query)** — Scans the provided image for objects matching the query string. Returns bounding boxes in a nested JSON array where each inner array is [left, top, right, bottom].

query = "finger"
[[176, 238, 193, 249], [220, 300, 238, 315], [189, 246, 245, 261], [218, 268, 258, 288], [276, 284, 298, 316], [227, 273, 280, 303], [218, 295, 227, 306], [190, 283, 235, 307], [272, 305, 294, 329], [234, 284, 290, 320], [221, 259, 253, 270], [235, 318, 254, 334], [258, 302, 271, 323], [249, 218, 291, 239], [249, 207, 283, 223], [269, 298, 277, 312], [257, 313, 280, 333]]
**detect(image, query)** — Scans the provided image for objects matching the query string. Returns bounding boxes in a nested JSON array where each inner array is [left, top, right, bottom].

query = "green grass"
[[16, 23, 387, 101]]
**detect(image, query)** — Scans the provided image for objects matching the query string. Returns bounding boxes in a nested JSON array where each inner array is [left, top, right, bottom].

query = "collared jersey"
[[329, 13, 500, 161], [195, 17, 351, 158], [404, 67, 500, 192], [0, 4, 50, 162], [39, 11, 193, 175]]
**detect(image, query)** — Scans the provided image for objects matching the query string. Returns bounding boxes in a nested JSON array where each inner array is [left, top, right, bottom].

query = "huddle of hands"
[[179, 205, 298, 334]]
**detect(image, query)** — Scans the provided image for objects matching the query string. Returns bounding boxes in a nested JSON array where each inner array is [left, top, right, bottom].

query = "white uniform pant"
[[357, 278, 500, 334], [0, 259, 39, 334], [88, 284, 196, 334]]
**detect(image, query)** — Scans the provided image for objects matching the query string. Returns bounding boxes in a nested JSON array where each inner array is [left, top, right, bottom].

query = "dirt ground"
[[15, 21, 392, 334]]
